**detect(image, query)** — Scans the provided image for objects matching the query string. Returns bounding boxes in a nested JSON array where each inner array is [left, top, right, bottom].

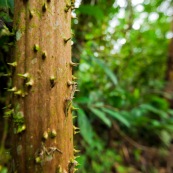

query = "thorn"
[[73, 148, 80, 153], [71, 106, 79, 111], [42, 2, 47, 12], [67, 80, 77, 86], [64, 5, 71, 13], [74, 130, 80, 135], [73, 126, 80, 130], [29, 10, 34, 18], [18, 73, 30, 79], [33, 44, 39, 52], [14, 90, 22, 95], [7, 86, 17, 92], [7, 61, 17, 67], [64, 37, 71, 43], [14, 90, 27, 97], [74, 155, 80, 159], [74, 168, 78, 173], [73, 116, 77, 119], [49, 129, 57, 138], [70, 61, 79, 67], [72, 75, 77, 80], [42, 51, 47, 59], [35, 157, 41, 163], [50, 76, 56, 87], [42, 131, 48, 140], [26, 78, 34, 87]]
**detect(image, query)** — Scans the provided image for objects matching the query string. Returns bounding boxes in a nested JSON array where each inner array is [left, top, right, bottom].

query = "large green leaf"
[[90, 107, 111, 127], [91, 56, 118, 86], [78, 109, 94, 145], [101, 108, 130, 127]]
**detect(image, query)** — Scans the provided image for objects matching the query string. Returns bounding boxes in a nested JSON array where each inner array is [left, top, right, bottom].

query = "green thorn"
[[71, 106, 79, 111], [72, 75, 77, 80], [14, 90, 22, 95], [42, 51, 47, 59], [26, 79, 34, 87], [29, 10, 34, 18], [43, 131, 48, 140], [42, 2, 47, 12], [49, 129, 57, 138], [7, 86, 17, 92], [33, 44, 39, 52], [7, 62, 17, 67], [73, 148, 80, 153], [18, 73, 30, 79], [35, 157, 41, 163], [50, 76, 56, 87]]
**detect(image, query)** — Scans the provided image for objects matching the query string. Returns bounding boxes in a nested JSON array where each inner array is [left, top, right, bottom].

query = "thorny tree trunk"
[[11, 0, 75, 172]]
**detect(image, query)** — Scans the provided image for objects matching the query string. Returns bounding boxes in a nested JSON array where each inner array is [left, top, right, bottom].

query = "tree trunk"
[[165, 32, 173, 107], [12, 0, 74, 172]]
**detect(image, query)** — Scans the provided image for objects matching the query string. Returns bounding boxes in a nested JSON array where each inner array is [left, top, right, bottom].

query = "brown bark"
[[12, 0, 73, 172], [165, 37, 173, 108]]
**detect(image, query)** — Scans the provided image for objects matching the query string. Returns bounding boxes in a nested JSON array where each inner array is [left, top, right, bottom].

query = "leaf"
[[140, 104, 168, 118], [91, 56, 118, 85], [7, 0, 14, 9], [0, 167, 8, 173], [77, 5, 104, 20], [0, 0, 8, 8], [101, 108, 130, 127], [78, 109, 93, 145], [90, 107, 111, 127], [75, 96, 90, 104]]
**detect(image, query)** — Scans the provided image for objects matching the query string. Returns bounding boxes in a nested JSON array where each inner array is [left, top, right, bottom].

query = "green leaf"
[[90, 107, 111, 127], [140, 104, 168, 118], [101, 108, 130, 127], [78, 109, 94, 145], [7, 0, 14, 10], [0, 0, 8, 8], [77, 5, 104, 20], [75, 96, 90, 104], [0, 167, 8, 173], [91, 56, 118, 85]]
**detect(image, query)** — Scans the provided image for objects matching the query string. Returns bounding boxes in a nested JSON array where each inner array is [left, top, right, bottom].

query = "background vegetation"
[[0, 0, 173, 172]]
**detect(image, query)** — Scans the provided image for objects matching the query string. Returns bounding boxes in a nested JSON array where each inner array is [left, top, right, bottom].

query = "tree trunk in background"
[[165, 37, 173, 108], [12, 0, 73, 172], [166, 21, 173, 173]]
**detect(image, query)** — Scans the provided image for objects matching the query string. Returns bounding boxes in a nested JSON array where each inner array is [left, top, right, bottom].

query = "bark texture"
[[12, 0, 73, 172]]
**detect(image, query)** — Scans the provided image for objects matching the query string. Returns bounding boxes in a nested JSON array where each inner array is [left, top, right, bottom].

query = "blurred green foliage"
[[0, 0, 14, 172], [72, 0, 173, 172]]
